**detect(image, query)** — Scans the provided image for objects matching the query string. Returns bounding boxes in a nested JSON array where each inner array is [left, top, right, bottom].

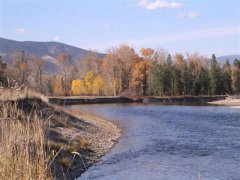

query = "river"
[[66, 103, 240, 180]]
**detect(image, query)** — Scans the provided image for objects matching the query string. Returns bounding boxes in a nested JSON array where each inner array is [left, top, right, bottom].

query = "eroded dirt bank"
[[4, 97, 121, 179]]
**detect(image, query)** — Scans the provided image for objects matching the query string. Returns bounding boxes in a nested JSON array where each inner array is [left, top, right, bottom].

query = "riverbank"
[[208, 98, 240, 106], [0, 90, 121, 179], [48, 96, 142, 105], [0, 90, 230, 178], [48, 95, 226, 105]]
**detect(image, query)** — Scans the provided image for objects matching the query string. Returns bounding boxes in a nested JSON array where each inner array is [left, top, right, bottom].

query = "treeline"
[[0, 44, 239, 96]]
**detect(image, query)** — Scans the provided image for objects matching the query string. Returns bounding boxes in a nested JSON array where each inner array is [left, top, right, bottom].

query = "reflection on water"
[[66, 104, 240, 180]]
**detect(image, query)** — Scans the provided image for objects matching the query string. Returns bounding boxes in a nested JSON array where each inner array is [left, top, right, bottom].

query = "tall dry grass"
[[0, 103, 53, 180]]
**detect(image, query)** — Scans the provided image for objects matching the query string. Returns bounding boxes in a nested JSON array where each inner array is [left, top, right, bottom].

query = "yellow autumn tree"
[[71, 79, 86, 95], [140, 48, 154, 60], [131, 61, 147, 95], [92, 75, 105, 95], [114, 78, 121, 95], [53, 76, 65, 96], [84, 71, 95, 95]]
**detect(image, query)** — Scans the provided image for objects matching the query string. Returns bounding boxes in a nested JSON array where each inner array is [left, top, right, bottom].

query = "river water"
[[66, 103, 240, 180]]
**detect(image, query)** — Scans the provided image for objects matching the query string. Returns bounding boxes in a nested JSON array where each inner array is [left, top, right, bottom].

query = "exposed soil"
[[3, 97, 121, 179]]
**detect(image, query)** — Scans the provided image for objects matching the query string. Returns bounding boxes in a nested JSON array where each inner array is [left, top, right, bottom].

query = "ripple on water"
[[70, 104, 240, 180]]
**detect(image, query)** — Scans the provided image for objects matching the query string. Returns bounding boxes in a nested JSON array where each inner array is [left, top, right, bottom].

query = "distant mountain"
[[0, 37, 104, 74], [217, 55, 240, 64], [0, 37, 104, 60]]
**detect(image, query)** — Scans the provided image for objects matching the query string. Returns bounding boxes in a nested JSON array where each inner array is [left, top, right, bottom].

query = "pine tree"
[[164, 54, 173, 95], [152, 63, 161, 96], [233, 59, 240, 68], [196, 67, 210, 95], [223, 60, 232, 93], [231, 59, 240, 94], [210, 54, 222, 95], [172, 66, 181, 96]]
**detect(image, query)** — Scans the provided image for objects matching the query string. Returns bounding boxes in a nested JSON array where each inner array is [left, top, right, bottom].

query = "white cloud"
[[177, 13, 185, 18], [138, 0, 182, 10], [88, 26, 240, 51], [15, 28, 27, 34], [130, 26, 240, 45], [104, 22, 111, 28], [177, 11, 200, 18], [53, 35, 60, 41], [187, 11, 199, 18]]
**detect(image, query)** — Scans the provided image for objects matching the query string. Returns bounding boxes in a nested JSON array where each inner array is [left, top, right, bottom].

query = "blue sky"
[[0, 0, 239, 57]]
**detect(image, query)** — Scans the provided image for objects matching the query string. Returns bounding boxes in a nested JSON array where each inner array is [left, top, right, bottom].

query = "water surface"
[[66, 104, 240, 180]]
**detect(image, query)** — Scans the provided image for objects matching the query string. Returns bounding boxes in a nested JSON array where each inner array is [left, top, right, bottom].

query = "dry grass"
[[79, 139, 91, 150], [0, 99, 93, 179], [60, 157, 72, 168], [0, 89, 120, 179], [0, 103, 53, 180], [0, 88, 48, 102]]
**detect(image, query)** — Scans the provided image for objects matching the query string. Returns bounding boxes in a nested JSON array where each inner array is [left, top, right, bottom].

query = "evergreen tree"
[[185, 64, 194, 95], [210, 54, 222, 95], [233, 59, 240, 68], [172, 66, 181, 95], [196, 67, 210, 95], [152, 63, 161, 96], [222, 60, 232, 93], [164, 54, 174, 95], [231, 59, 240, 94]]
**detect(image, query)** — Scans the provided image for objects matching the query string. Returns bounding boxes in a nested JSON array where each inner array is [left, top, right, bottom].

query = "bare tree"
[[56, 53, 72, 95], [101, 47, 119, 96], [116, 44, 136, 94], [28, 56, 45, 92], [8, 50, 30, 89], [81, 51, 102, 75]]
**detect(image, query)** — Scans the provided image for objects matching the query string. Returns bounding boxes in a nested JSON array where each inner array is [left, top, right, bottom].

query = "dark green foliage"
[[196, 67, 210, 95], [233, 59, 240, 68], [232, 59, 240, 94], [172, 67, 181, 95], [152, 64, 161, 96], [222, 60, 232, 93], [0, 56, 7, 87], [210, 54, 223, 95], [151, 54, 239, 96]]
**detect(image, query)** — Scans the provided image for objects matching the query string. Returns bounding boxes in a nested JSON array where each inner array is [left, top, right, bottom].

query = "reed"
[[0, 103, 53, 179]]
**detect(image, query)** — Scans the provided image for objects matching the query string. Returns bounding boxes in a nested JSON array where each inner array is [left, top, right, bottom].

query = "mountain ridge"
[[0, 37, 104, 62], [217, 54, 240, 64], [0, 37, 239, 65]]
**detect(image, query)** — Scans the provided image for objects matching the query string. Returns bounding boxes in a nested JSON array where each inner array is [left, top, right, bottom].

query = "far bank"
[[48, 95, 227, 106]]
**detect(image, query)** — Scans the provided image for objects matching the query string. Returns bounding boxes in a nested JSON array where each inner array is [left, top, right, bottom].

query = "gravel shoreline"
[[58, 111, 122, 179], [208, 98, 240, 106]]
